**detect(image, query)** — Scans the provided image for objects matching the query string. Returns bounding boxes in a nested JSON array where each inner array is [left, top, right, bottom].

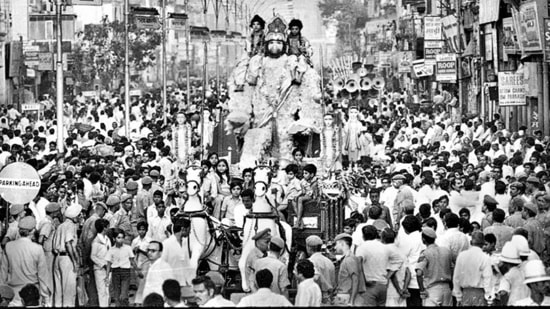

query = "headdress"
[[265, 15, 287, 42], [289, 19, 303, 30], [250, 15, 266, 29]]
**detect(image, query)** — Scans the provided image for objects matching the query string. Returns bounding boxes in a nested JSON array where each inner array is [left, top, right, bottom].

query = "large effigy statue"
[[226, 15, 322, 168]]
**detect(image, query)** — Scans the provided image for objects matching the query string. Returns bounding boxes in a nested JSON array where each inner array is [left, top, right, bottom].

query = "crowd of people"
[[2, 21, 550, 305]]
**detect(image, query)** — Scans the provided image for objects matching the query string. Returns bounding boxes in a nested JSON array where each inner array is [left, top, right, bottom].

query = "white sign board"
[[0, 162, 41, 205], [424, 16, 442, 40], [169, 18, 186, 31], [129, 89, 142, 96], [435, 53, 457, 82], [21, 103, 41, 111], [498, 71, 526, 106], [134, 15, 160, 30]]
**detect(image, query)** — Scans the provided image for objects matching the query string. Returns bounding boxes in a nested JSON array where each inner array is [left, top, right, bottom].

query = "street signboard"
[[424, 16, 442, 40], [424, 40, 444, 63], [498, 71, 526, 106], [169, 13, 187, 31], [134, 15, 160, 30], [0, 162, 41, 205], [169, 18, 186, 31], [435, 53, 457, 82]]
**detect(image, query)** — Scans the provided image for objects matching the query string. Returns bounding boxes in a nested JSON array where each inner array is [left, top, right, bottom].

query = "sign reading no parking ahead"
[[0, 162, 41, 204]]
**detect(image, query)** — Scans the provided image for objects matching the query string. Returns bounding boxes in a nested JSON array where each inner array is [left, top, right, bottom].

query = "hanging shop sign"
[[168, 13, 188, 31], [132, 8, 160, 30], [515, 1, 542, 52], [544, 18, 550, 62], [424, 40, 444, 64], [435, 53, 456, 82], [498, 71, 526, 106], [424, 16, 442, 40]]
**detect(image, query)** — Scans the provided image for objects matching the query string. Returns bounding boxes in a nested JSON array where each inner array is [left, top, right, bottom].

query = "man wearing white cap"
[[0, 216, 50, 307], [52, 203, 82, 307], [513, 260, 550, 306]]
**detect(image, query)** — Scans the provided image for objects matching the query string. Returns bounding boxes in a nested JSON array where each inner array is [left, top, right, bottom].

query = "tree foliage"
[[71, 16, 161, 91], [318, 0, 368, 57]]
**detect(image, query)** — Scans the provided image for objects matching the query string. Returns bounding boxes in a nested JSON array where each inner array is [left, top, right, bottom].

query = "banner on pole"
[[498, 71, 526, 106], [435, 53, 457, 82]]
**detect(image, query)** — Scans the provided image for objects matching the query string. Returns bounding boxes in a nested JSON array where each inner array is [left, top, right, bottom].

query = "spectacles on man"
[[147, 249, 158, 253]]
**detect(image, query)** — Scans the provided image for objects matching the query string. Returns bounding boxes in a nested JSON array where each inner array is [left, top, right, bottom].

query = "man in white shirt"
[[142, 240, 176, 299]]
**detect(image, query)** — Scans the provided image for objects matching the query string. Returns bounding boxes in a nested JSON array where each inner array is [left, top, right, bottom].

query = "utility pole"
[[185, 0, 191, 107], [162, 0, 167, 125], [455, 0, 463, 123], [124, 0, 131, 139], [55, 0, 64, 164]]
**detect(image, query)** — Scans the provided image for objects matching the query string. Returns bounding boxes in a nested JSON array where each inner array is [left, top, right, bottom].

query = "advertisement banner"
[[398, 51, 414, 73], [516, 2, 542, 52], [441, 15, 466, 54], [498, 71, 526, 106], [435, 53, 457, 82], [424, 40, 444, 63], [378, 51, 392, 68], [544, 18, 550, 62], [424, 16, 442, 40], [502, 17, 520, 55], [412, 59, 433, 78]]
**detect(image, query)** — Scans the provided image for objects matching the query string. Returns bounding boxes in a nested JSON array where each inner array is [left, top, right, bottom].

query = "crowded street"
[[1, 0, 550, 307]]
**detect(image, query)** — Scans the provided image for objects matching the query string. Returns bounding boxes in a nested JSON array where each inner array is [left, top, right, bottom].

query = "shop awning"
[[479, 0, 500, 24]]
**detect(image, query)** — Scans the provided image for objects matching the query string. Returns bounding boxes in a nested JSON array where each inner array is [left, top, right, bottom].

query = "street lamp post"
[[55, 0, 64, 163]]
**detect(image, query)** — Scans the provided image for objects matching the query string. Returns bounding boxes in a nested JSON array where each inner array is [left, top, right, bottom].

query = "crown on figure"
[[265, 15, 287, 42]]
